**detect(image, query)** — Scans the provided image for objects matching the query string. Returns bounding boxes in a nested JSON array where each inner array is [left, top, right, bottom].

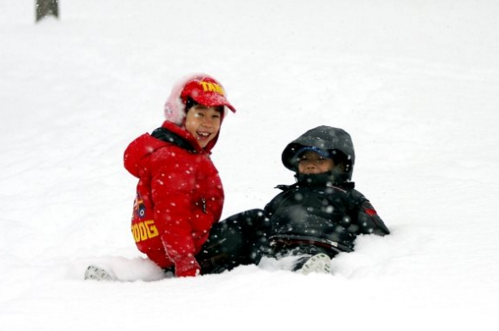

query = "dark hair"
[[185, 97, 198, 112], [185, 97, 223, 114]]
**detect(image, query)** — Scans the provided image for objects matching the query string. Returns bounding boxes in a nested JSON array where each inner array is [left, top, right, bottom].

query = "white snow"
[[1, 0, 499, 330]]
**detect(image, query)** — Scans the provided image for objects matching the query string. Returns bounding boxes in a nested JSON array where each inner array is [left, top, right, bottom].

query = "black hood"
[[281, 126, 355, 184]]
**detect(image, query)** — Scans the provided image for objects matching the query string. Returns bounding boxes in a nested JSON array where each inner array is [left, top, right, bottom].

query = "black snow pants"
[[196, 209, 269, 275]]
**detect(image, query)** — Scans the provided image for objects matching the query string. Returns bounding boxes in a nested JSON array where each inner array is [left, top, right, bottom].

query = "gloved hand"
[[175, 255, 201, 277]]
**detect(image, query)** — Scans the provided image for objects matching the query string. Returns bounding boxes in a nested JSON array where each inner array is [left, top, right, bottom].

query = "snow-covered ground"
[[1, 0, 499, 329]]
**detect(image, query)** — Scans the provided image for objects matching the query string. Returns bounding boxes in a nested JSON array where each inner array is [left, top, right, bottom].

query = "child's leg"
[[197, 209, 268, 274]]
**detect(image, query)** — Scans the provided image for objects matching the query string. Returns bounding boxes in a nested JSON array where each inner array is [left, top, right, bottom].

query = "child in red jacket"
[[87, 74, 236, 279]]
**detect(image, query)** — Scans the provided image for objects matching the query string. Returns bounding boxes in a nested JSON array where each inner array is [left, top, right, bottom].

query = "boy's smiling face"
[[297, 151, 335, 174], [185, 105, 222, 148]]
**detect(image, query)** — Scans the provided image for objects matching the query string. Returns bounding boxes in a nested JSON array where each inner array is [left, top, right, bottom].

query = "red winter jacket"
[[124, 121, 224, 277]]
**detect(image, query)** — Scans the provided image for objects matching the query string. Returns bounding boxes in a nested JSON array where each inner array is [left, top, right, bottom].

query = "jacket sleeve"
[[356, 200, 390, 236], [348, 189, 390, 236]]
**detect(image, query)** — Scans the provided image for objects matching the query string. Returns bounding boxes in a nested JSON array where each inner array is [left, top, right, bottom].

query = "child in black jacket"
[[259, 125, 389, 273], [198, 125, 389, 275]]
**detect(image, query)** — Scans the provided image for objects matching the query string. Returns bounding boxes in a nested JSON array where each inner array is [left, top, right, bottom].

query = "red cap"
[[180, 76, 236, 113]]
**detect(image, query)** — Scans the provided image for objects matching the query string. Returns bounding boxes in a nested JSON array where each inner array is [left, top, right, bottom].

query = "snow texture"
[[1, 0, 499, 330]]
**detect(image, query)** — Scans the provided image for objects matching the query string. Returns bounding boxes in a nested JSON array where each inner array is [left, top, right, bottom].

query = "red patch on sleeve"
[[365, 208, 377, 216]]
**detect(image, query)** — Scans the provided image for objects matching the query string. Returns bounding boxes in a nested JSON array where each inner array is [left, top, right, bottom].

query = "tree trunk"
[[36, 0, 59, 22]]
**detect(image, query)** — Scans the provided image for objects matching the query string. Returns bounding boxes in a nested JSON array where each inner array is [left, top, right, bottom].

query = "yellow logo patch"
[[199, 81, 225, 95], [131, 220, 159, 242]]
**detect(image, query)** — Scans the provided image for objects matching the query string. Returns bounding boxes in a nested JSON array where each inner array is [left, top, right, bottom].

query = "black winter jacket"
[[264, 178, 389, 254]]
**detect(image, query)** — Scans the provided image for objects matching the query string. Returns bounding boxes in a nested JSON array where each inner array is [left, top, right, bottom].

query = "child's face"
[[185, 105, 222, 148], [297, 151, 335, 175]]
